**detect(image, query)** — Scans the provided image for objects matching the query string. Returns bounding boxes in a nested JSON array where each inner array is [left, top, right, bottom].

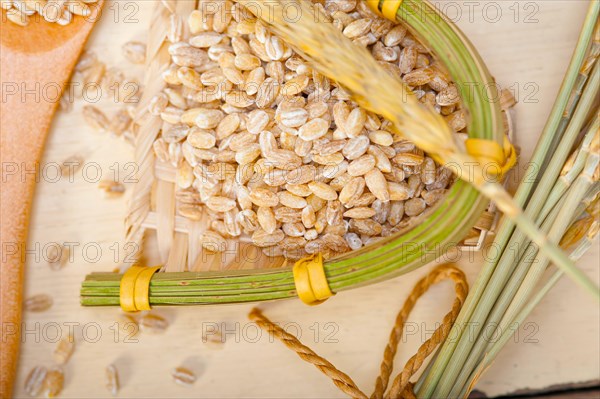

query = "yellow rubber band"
[[120, 265, 162, 312], [305, 254, 333, 302], [133, 266, 162, 311], [465, 136, 516, 178], [466, 139, 504, 164], [293, 260, 317, 305], [365, 0, 383, 16], [502, 136, 517, 172], [381, 0, 403, 20], [120, 266, 146, 312], [293, 253, 334, 306]]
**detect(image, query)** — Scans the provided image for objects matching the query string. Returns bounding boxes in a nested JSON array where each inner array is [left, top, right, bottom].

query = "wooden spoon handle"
[[0, 10, 101, 395], [0, 72, 57, 398]]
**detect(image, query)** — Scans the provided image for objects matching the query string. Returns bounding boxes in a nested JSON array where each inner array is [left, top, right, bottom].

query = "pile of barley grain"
[[1, 0, 95, 26], [150, 0, 463, 261]]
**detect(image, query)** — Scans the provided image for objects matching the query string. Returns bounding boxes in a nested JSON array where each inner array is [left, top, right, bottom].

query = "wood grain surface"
[[10, 1, 600, 398]]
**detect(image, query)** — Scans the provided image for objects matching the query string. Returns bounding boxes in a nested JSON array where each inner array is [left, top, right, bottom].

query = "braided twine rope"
[[249, 264, 469, 399]]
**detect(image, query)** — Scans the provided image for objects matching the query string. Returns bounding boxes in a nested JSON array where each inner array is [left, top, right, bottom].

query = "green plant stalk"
[[458, 220, 600, 398], [448, 180, 599, 396], [448, 205, 562, 396], [495, 155, 599, 330], [536, 23, 599, 174], [459, 270, 561, 398], [430, 63, 600, 398], [539, 118, 598, 221], [449, 126, 599, 395], [85, 172, 594, 307], [488, 245, 594, 351], [418, 6, 600, 391], [476, 182, 597, 296], [447, 153, 599, 397]]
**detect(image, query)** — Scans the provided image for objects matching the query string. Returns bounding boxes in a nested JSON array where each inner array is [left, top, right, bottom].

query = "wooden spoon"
[[0, 6, 103, 397]]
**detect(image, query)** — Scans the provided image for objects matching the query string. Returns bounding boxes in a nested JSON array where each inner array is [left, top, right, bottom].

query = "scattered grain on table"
[[98, 180, 126, 198], [43, 367, 64, 398], [46, 243, 70, 271], [138, 313, 169, 334], [105, 364, 119, 397], [171, 367, 196, 386], [24, 294, 53, 312], [53, 335, 75, 365], [24, 366, 47, 397]]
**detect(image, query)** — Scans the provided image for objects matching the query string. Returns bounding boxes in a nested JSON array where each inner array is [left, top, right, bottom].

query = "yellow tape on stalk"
[[120, 265, 162, 312]]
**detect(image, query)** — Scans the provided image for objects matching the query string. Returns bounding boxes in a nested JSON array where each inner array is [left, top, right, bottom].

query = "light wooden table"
[[13, 1, 599, 397]]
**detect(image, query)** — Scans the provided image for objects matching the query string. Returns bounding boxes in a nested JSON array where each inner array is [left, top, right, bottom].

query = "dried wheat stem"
[[419, 6, 600, 394]]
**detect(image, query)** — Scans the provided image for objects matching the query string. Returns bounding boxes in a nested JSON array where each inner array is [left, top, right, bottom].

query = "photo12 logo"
[[427, 1, 540, 24]]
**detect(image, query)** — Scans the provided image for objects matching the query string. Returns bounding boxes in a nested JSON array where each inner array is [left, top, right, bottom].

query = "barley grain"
[[252, 228, 285, 247], [53, 335, 75, 365], [422, 188, 446, 206], [110, 109, 133, 137], [44, 368, 64, 398], [274, 206, 302, 223], [139, 313, 169, 333], [82, 105, 110, 131], [368, 130, 393, 146], [98, 180, 126, 198], [368, 145, 392, 173], [279, 108, 308, 128], [122, 41, 146, 64], [249, 187, 279, 207], [278, 191, 307, 209], [24, 366, 47, 397], [172, 367, 197, 386], [257, 206, 277, 234], [345, 108, 366, 138], [388, 201, 405, 226], [388, 182, 410, 201], [343, 207, 376, 219], [24, 294, 53, 312], [286, 183, 311, 197], [405, 197, 427, 217], [364, 168, 389, 202], [282, 222, 305, 237], [308, 181, 338, 201], [371, 199, 391, 224], [46, 243, 70, 271], [105, 365, 119, 397], [347, 154, 376, 176]]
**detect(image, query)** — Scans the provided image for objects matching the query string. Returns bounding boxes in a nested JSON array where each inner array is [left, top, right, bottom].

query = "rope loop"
[[250, 264, 468, 399]]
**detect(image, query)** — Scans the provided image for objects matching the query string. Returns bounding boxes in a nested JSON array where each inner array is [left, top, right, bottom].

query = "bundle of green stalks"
[[416, 3, 600, 396]]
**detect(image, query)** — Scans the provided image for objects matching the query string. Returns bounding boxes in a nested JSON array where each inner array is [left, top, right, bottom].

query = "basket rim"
[[81, 0, 505, 306]]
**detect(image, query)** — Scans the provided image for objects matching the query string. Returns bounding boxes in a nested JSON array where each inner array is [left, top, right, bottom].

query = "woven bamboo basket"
[[81, 0, 515, 307]]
